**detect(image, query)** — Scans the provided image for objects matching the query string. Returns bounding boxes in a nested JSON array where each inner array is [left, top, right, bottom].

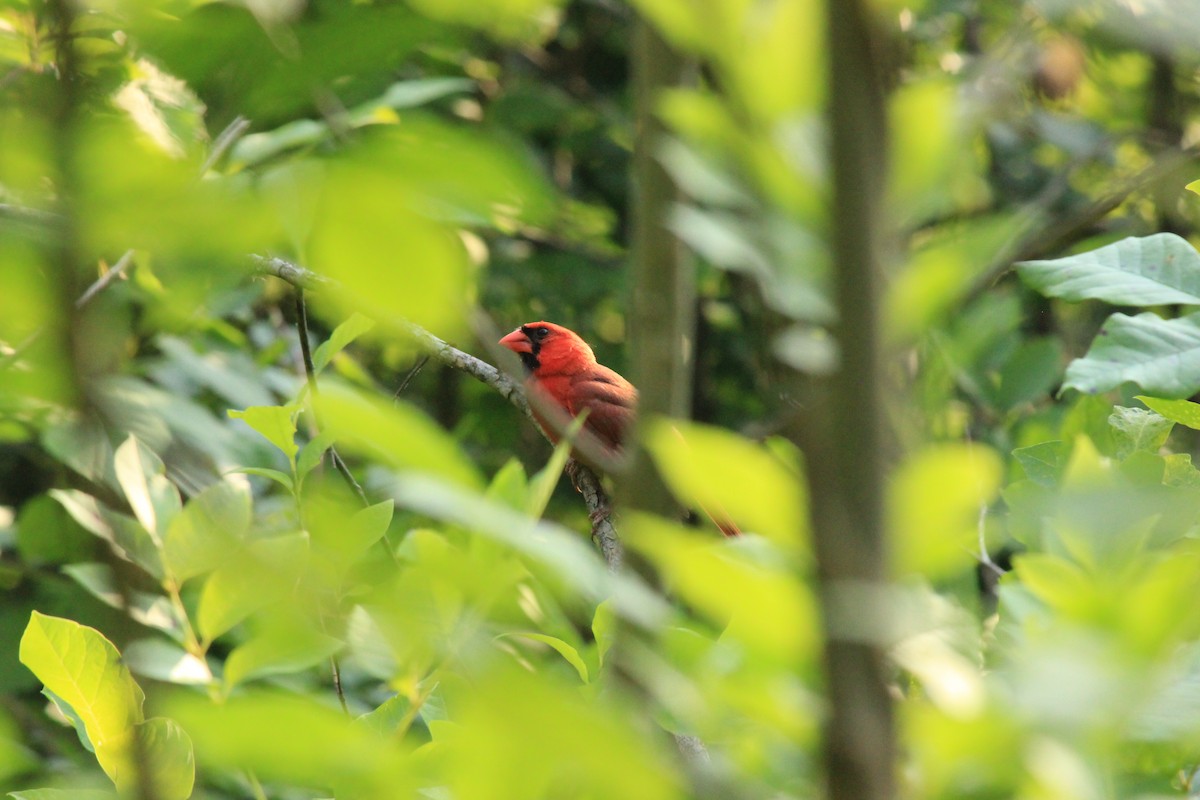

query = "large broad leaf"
[[167, 691, 414, 797], [889, 444, 1003, 578], [643, 418, 806, 545], [223, 622, 343, 691], [18, 613, 144, 787], [1018, 233, 1200, 306], [316, 383, 483, 490], [197, 534, 309, 643], [1063, 311, 1200, 398]]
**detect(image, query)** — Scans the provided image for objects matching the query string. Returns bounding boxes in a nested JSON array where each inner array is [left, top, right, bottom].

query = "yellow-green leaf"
[[19, 613, 144, 788], [889, 444, 1003, 578], [644, 417, 805, 545]]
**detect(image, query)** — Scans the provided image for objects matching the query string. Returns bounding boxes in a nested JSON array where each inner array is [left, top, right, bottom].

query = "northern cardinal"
[[499, 321, 739, 536]]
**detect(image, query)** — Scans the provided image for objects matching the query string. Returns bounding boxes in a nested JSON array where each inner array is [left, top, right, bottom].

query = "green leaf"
[[18, 613, 144, 788], [124, 639, 213, 686], [351, 77, 474, 119], [1013, 441, 1070, 487], [1063, 311, 1200, 398], [135, 717, 195, 800], [591, 600, 617, 669], [15, 493, 95, 566], [164, 480, 252, 582], [1018, 233, 1200, 306], [50, 490, 164, 579], [355, 693, 415, 737], [224, 624, 343, 691], [496, 632, 589, 683], [1108, 406, 1173, 458], [197, 535, 309, 643], [166, 691, 414, 796], [8, 791, 117, 800], [316, 383, 483, 489], [342, 499, 394, 559], [62, 563, 184, 641], [113, 436, 180, 541], [309, 160, 471, 342], [1137, 395, 1200, 430], [626, 514, 817, 661], [312, 312, 376, 374], [228, 405, 299, 462], [296, 430, 337, 482], [992, 336, 1063, 410], [889, 444, 1003, 578], [231, 466, 295, 491], [526, 417, 586, 519], [485, 458, 529, 511], [644, 418, 805, 544]]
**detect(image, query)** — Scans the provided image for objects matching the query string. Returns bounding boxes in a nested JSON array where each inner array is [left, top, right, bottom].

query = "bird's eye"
[[533, 327, 550, 340]]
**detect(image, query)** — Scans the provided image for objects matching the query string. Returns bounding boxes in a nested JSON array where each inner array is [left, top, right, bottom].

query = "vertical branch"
[[44, 7, 158, 799], [623, 17, 694, 517], [801, 2, 897, 799]]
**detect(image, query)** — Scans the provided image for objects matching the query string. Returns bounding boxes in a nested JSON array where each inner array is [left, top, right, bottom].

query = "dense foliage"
[[4, 0, 1200, 798]]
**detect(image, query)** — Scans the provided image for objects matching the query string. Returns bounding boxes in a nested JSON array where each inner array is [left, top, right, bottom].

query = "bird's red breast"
[[499, 321, 740, 537]]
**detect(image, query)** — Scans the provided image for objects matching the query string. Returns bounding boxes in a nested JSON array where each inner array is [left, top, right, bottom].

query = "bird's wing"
[[567, 366, 637, 452]]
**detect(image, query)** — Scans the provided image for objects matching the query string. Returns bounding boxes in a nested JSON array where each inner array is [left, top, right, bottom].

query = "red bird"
[[499, 321, 739, 536], [499, 321, 635, 463]]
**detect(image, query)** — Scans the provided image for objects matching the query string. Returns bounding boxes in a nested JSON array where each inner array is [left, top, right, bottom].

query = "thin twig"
[[330, 654, 349, 715], [393, 355, 430, 401], [292, 288, 361, 716], [293, 288, 368, 507], [75, 249, 134, 308], [200, 115, 251, 176], [976, 504, 1005, 578]]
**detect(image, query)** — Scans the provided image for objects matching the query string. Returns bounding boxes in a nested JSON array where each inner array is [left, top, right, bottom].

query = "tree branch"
[[251, 254, 623, 570]]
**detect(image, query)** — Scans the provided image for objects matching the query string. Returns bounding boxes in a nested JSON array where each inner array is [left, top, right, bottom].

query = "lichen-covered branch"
[[251, 254, 624, 570]]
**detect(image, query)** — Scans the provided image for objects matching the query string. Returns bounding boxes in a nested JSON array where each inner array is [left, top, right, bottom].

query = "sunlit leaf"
[[317, 382, 483, 490], [136, 717, 195, 800], [224, 618, 343, 691], [197, 534, 308, 643], [890, 444, 1003, 578], [1137, 395, 1200, 430], [164, 479, 251, 582], [228, 404, 299, 462], [312, 312, 376, 374], [309, 161, 470, 342], [232, 466, 295, 491], [113, 435, 180, 541], [19, 613, 144, 788], [51, 490, 165, 579], [124, 639, 213, 686], [626, 514, 817, 662], [496, 632, 589, 683], [296, 430, 338, 482], [444, 666, 682, 800], [62, 563, 183, 641], [644, 417, 805, 545], [167, 691, 414, 797]]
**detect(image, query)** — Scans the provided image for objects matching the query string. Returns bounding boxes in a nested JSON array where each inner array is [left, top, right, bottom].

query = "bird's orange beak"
[[499, 328, 533, 354]]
